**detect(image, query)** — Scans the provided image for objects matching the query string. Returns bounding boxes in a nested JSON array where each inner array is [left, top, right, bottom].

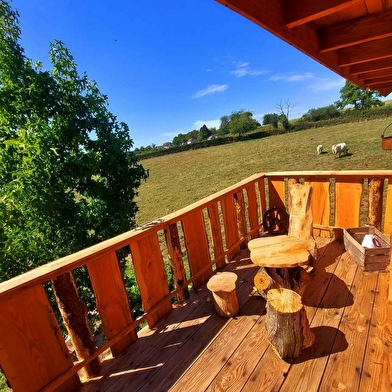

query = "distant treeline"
[[136, 103, 392, 160]]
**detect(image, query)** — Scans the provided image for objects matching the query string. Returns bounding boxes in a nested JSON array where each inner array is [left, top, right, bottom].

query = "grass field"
[[135, 117, 392, 225]]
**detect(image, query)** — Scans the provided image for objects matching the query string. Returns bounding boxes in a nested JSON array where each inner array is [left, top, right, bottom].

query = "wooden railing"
[[0, 170, 391, 392]]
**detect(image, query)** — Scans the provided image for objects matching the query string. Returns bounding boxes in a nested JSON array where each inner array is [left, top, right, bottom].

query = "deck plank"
[[318, 261, 378, 391], [168, 295, 264, 392], [279, 242, 358, 392], [360, 271, 392, 392], [79, 238, 391, 392]]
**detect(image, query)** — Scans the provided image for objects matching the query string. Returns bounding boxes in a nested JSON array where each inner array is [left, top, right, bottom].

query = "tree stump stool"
[[207, 272, 239, 318], [266, 288, 315, 358]]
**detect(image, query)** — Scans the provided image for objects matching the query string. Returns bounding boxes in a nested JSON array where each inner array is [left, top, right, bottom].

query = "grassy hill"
[[135, 117, 392, 225]]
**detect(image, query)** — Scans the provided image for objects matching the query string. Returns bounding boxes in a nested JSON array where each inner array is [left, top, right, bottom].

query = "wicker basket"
[[381, 122, 392, 150], [343, 226, 390, 271]]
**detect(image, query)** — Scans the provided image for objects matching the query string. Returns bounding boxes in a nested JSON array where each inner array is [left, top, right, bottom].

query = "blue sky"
[[10, 0, 378, 149]]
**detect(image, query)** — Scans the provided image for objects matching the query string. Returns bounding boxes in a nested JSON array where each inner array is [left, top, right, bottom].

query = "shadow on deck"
[[81, 237, 391, 392]]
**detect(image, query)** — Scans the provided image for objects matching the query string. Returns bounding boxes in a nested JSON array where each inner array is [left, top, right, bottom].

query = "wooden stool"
[[266, 288, 315, 358], [207, 272, 239, 318]]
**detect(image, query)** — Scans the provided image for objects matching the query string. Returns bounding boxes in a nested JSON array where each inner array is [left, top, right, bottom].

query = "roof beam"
[[350, 57, 392, 75], [369, 81, 392, 93], [320, 8, 392, 52], [338, 37, 392, 66], [284, 0, 359, 29], [358, 69, 392, 80], [364, 75, 392, 86], [215, 1, 342, 76]]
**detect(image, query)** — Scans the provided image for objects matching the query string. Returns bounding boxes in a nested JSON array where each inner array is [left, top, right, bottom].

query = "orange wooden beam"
[[364, 75, 392, 86], [350, 57, 392, 74], [284, 0, 359, 29], [357, 69, 392, 80], [320, 8, 392, 52]]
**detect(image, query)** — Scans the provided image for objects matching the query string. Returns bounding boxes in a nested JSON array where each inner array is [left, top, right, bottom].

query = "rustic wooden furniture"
[[248, 183, 316, 357], [266, 288, 315, 359], [248, 183, 316, 296], [207, 271, 239, 317], [1, 171, 392, 391]]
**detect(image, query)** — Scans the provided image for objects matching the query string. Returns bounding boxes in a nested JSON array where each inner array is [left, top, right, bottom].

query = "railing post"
[[52, 272, 100, 378], [368, 178, 384, 230], [164, 223, 190, 302], [234, 190, 247, 248]]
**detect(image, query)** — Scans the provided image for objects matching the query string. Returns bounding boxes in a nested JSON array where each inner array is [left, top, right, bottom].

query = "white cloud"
[[231, 62, 269, 78], [191, 84, 228, 98], [270, 72, 314, 82], [308, 77, 345, 92], [193, 119, 221, 129]]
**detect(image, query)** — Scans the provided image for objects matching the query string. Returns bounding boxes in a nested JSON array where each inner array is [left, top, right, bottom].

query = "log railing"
[[0, 170, 391, 392]]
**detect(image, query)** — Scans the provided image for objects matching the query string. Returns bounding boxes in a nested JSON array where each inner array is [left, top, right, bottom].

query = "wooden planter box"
[[343, 227, 390, 271]]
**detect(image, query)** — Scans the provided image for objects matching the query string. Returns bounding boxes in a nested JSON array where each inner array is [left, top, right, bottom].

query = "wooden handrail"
[[1, 170, 392, 392]]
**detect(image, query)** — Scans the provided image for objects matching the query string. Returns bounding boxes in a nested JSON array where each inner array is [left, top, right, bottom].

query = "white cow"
[[332, 142, 348, 158], [317, 144, 323, 155]]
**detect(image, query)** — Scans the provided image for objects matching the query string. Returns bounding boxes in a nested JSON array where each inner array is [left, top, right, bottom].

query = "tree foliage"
[[0, 1, 147, 281], [302, 105, 340, 122], [262, 113, 280, 128], [335, 80, 384, 110]]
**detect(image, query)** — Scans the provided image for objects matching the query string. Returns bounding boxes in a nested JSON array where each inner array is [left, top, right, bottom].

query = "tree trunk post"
[[368, 178, 383, 230], [266, 288, 315, 358], [207, 272, 239, 318], [52, 272, 100, 379], [164, 223, 189, 302]]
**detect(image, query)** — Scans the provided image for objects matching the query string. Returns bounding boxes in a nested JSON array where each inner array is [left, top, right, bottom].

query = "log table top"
[[248, 235, 311, 268]]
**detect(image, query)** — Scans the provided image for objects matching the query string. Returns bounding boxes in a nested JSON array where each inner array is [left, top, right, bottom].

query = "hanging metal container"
[[381, 122, 392, 150]]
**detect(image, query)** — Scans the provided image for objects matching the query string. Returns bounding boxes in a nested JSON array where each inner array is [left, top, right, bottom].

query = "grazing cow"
[[332, 142, 348, 158], [317, 144, 323, 155]]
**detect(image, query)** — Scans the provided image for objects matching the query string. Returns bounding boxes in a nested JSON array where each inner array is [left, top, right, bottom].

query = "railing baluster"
[[52, 272, 100, 378], [129, 233, 172, 327], [234, 190, 247, 248], [221, 193, 240, 261], [182, 209, 212, 288], [246, 182, 259, 239], [305, 177, 331, 237], [207, 202, 226, 269], [384, 177, 392, 234], [368, 178, 384, 230], [335, 178, 363, 227], [87, 251, 138, 357], [0, 285, 81, 392], [267, 178, 285, 210], [164, 223, 190, 302]]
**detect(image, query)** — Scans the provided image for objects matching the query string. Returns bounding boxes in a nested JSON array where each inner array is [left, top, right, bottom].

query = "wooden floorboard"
[[80, 238, 392, 392]]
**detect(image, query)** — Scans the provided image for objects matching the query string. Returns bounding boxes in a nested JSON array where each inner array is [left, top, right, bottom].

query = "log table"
[[249, 235, 312, 297], [247, 183, 317, 358]]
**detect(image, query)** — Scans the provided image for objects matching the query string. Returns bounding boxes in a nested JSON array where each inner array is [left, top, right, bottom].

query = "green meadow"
[[135, 117, 392, 225]]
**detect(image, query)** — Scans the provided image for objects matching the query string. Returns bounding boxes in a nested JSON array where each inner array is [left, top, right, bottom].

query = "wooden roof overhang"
[[215, 0, 392, 96]]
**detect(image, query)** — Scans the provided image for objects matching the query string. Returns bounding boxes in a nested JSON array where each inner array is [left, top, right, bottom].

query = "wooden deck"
[[80, 237, 391, 392]]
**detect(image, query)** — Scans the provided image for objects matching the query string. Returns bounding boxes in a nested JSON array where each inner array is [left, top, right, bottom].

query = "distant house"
[[187, 138, 197, 145], [208, 134, 219, 140], [163, 142, 174, 149]]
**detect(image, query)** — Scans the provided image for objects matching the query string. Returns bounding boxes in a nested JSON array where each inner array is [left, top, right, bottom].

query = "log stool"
[[207, 272, 239, 318], [266, 288, 315, 358]]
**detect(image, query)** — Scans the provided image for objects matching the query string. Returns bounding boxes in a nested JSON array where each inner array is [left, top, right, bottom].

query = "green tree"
[[335, 80, 383, 110], [172, 133, 187, 146], [197, 124, 211, 141], [218, 115, 230, 135], [302, 105, 340, 122], [228, 110, 259, 138], [0, 3, 147, 279], [262, 113, 280, 128]]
